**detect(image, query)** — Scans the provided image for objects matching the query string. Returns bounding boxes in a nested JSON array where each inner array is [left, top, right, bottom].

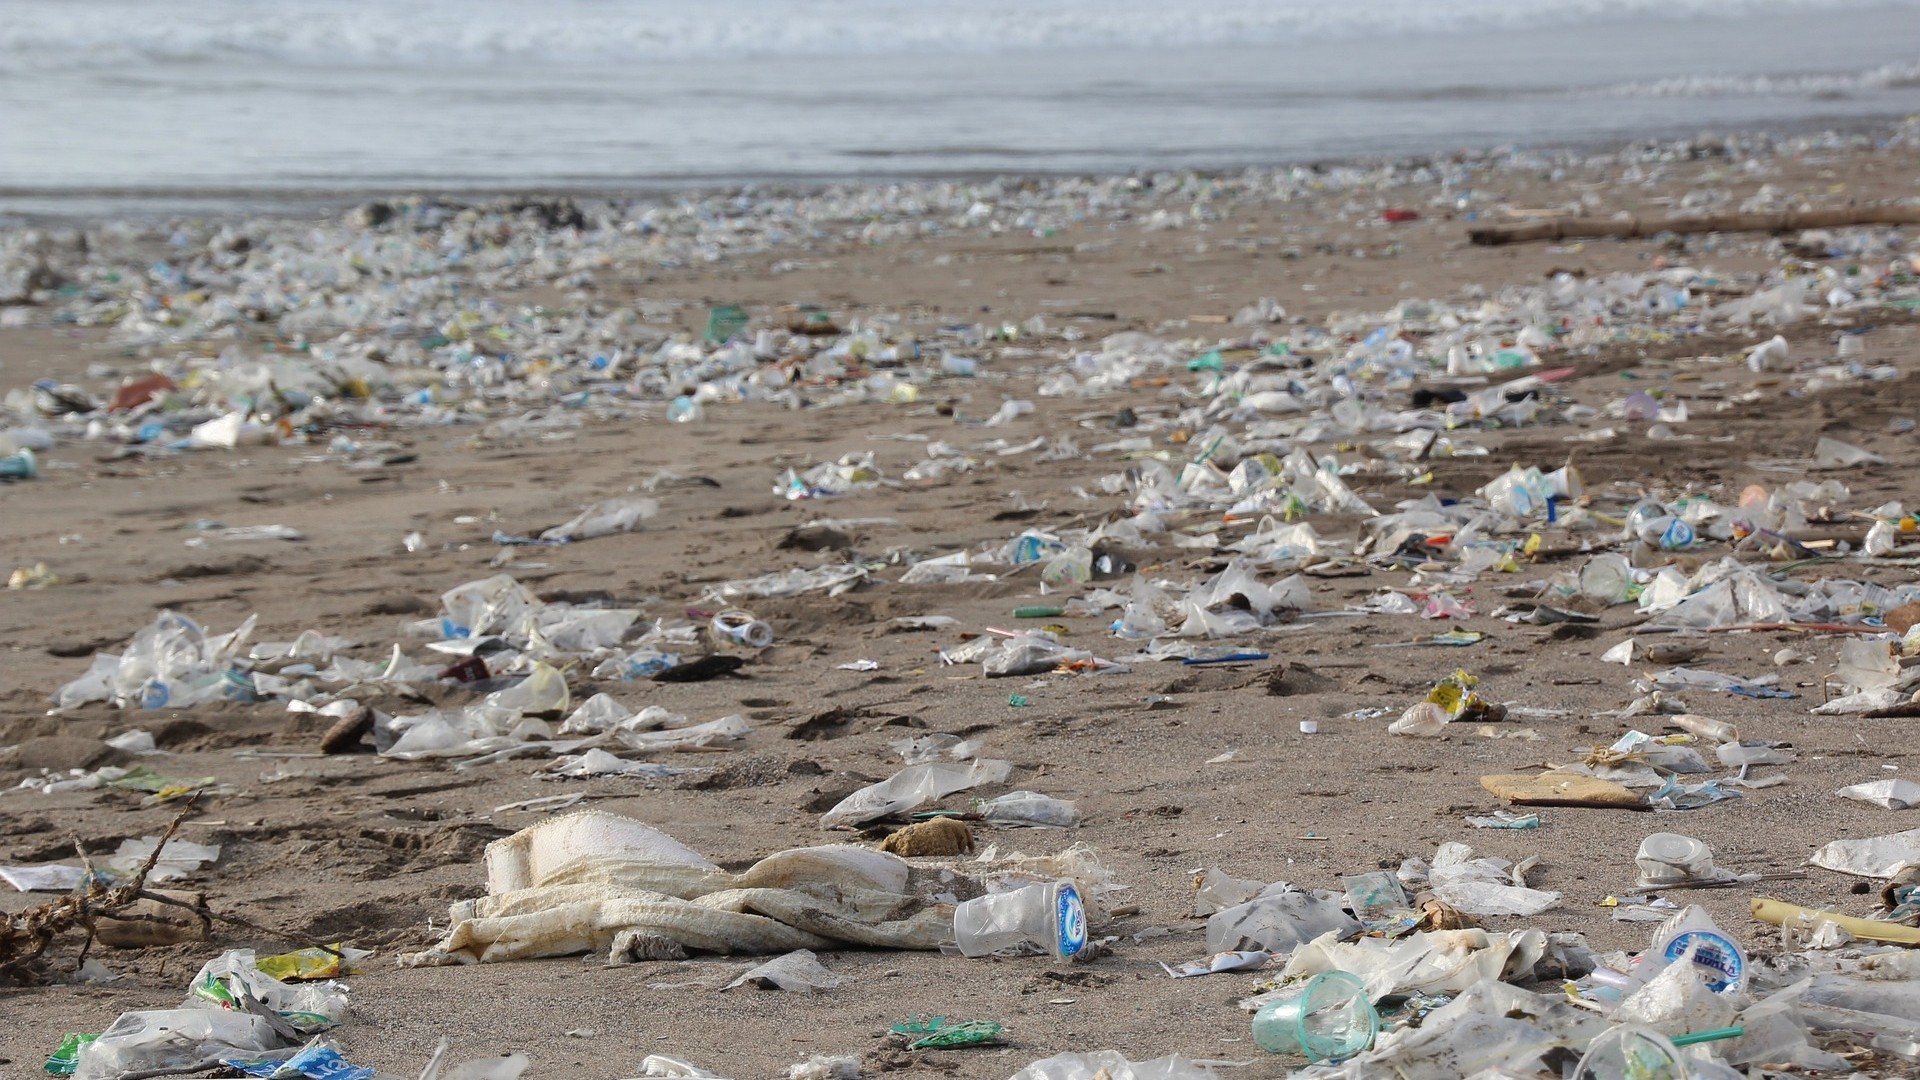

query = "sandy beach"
[[5, 124, 1920, 1077]]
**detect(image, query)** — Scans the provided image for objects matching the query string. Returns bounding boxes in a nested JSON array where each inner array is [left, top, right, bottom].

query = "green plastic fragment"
[[45, 1033, 97, 1076], [703, 305, 750, 343], [911, 1020, 1005, 1049], [890, 1017, 1005, 1049]]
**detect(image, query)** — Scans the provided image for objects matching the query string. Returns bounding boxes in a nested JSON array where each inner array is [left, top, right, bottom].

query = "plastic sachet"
[[185, 949, 349, 1033]]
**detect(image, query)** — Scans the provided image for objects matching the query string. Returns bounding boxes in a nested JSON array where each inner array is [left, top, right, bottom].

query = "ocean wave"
[[1598, 60, 1920, 98], [0, 0, 1908, 67]]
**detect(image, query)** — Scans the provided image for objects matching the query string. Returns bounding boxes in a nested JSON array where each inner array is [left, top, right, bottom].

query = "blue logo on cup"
[[1664, 930, 1743, 993], [1056, 883, 1087, 957]]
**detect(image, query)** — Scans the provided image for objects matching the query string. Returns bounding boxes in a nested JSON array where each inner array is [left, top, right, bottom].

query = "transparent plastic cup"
[[952, 880, 1086, 962], [1251, 971, 1378, 1061], [1574, 1024, 1687, 1080]]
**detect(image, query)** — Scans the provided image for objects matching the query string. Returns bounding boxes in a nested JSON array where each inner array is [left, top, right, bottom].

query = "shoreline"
[[2, 114, 1913, 224]]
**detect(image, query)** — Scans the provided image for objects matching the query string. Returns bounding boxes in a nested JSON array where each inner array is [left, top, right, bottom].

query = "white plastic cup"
[[1635, 833, 1714, 887], [711, 610, 773, 649]]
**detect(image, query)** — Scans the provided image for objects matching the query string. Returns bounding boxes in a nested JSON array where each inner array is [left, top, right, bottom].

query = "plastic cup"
[[1635, 833, 1714, 886], [1575, 1024, 1687, 1080], [1251, 971, 1378, 1061], [1579, 553, 1634, 604], [711, 610, 773, 649]]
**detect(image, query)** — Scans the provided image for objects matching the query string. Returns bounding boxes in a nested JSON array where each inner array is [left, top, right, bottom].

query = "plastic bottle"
[[953, 880, 1086, 961], [666, 395, 703, 423], [1670, 714, 1738, 744]]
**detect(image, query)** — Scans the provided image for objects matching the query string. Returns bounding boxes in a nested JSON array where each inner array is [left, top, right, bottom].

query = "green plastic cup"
[[1251, 971, 1378, 1061]]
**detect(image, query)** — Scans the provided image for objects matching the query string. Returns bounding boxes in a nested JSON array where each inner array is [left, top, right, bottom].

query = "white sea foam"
[[1598, 60, 1920, 98], [0, 0, 1906, 67]]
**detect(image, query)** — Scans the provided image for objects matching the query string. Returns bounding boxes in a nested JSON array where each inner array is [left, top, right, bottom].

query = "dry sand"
[[3, 133, 1920, 1077]]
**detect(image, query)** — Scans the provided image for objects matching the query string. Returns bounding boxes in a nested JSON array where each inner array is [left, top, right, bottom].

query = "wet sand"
[[4, 130, 1920, 1076]]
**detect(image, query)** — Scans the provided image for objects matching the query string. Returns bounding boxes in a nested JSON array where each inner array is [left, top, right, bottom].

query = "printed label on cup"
[[1056, 883, 1087, 957]]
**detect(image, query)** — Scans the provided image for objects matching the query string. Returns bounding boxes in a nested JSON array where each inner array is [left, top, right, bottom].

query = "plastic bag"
[[538, 496, 658, 542], [977, 791, 1081, 827], [1206, 888, 1360, 953], [821, 760, 1012, 828], [1010, 1051, 1215, 1080], [1426, 843, 1560, 917], [1836, 779, 1920, 810], [186, 949, 350, 1032], [73, 1010, 277, 1080], [1813, 437, 1885, 469], [1810, 827, 1920, 877], [724, 949, 847, 993]]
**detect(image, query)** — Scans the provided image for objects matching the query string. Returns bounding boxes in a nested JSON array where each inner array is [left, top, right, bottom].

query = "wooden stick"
[[1469, 205, 1920, 247]]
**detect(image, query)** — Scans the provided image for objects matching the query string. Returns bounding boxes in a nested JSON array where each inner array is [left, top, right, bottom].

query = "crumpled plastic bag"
[[821, 760, 1012, 828], [1837, 779, 1920, 810], [1297, 978, 1613, 1079], [402, 810, 1105, 965], [108, 836, 221, 882], [1813, 436, 1885, 469], [539, 496, 658, 542], [1612, 946, 1740, 1035], [1810, 827, 1920, 877], [1192, 868, 1268, 917], [1205, 887, 1359, 954], [1835, 638, 1901, 694], [1422, 842, 1560, 917], [976, 790, 1080, 827], [1008, 1051, 1217, 1080], [723, 949, 846, 993], [1270, 927, 1549, 1003], [1813, 687, 1908, 715], [74, 1010, 278, 1080], [185, 949, 350, 1033]]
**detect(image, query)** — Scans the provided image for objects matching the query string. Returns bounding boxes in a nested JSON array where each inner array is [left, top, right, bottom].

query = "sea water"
[[2, 0, 1917, 211]]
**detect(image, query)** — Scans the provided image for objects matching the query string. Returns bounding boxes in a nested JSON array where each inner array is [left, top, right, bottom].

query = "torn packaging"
[[404, 810, 1106, 964]]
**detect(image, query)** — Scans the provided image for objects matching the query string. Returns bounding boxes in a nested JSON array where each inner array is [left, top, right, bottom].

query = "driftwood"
[[0, 804, 206, 982], [0, 800, 336, 984], [1469, 205, 1920, 247]]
